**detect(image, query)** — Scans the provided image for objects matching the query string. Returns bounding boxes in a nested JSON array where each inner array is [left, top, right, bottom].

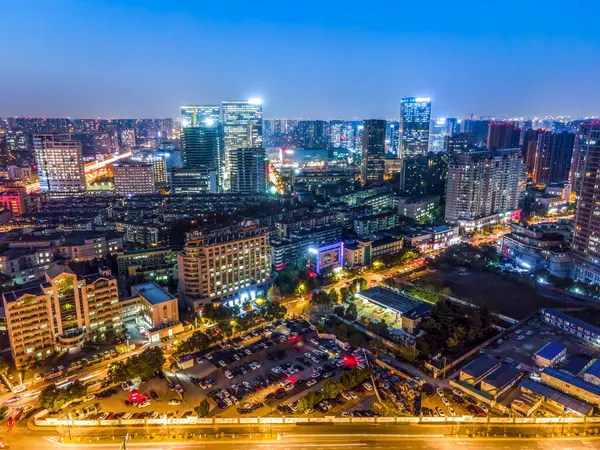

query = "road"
[[2, 429, 600, 450]]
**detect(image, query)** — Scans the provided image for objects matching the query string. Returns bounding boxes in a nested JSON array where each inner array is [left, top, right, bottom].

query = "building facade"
[[400, 97, 431, 158], [113, 160, 156, 196], [229, 147, 267, 194], [361, 119, 386, 184], [532, 131, 575, 185], [34, 134, 86, 197]]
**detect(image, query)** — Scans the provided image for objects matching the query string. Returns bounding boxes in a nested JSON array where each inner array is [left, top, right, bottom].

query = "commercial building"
[[501, 222, 572, 277], [393, 224, 459, 252], [222, 99, 263, 189], [180, 105, 220, 128], [130, 282, 179, 335], [532, 131, 575, 185], [355, 286, 431, 335], [533, 342, 567, 368], [34, 134, 86, 197], [583, 359, 600, 386], [229, 147, 267, 194], [306, 242, 344, 275], [361, 119, 386, 184], [571, 127, 600, 284], [540, 367, 600, 407], [399, 152, 448, 199], [181, 119, 223, 177], [541, 309, 600, 347], [444, 148, 524, 230], [399, 97, 431, 158], [113, 160, 156, 196], [0, 191, 41, 217], [445, 132, 475, 153], [397, 196, 439, 222], [170, 167, 218, 195], [130, 150, 168, 189], [343, 236, 404, 268], [177, 225, 270, 312]]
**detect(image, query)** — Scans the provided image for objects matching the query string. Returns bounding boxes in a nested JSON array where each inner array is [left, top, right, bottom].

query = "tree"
[[369, 338, 387, 357], [345, 303, 358, 321], [333, 323, 349, 340], [349, 331, 365, 349], [296, 391, 322, 412], [328, 289, 339, 305], [195, 398, 210, 417], [263, 301, 286, 321], [340, 287, 355, 305], [40, 380, 87, 412], [406, 284, 444, 304], [0, 356, 10, 387], [267, 285, 282, 303], [322, 380, 344, 399], [353, 278, 368, 292]]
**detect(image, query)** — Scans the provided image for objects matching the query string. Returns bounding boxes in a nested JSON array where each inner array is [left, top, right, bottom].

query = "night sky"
[[1, 0, 598, 119]]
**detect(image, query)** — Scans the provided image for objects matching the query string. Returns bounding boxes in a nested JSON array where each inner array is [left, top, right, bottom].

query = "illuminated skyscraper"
[[361, 119, 386, 184], [230, 147, 267, 194], [400, 97, 431, 158], [572, 127, 600, 284], [532, 131, 575, 185], [180, 105, 220, 128], [222, 99, 263, 189], [487, 122, 521, 150], [181, 119, 224, 190], [34, 134, 85, 197]]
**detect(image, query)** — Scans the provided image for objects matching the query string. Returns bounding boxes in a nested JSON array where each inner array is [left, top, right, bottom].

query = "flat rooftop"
[[461, 355, 501, 380], [520, 378, 593, 416], [543, 367, 600, 397], [535, 342, 566, 361], [585, 359, 600, 379], [132, 282, 175, 305], [356, 287, 420, 315], [481, 364, 522, 389]]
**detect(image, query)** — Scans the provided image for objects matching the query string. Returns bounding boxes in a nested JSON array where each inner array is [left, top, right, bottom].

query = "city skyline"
[[1, 1, 599, 119]]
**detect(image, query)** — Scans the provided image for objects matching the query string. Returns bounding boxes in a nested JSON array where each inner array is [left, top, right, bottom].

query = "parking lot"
[[57, 318, 384, 421]]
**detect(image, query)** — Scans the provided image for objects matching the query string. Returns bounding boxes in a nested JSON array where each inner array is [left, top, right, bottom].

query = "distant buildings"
[[170, 167, 217, 194], [487, 122, 521, 150], [400, 97, 431, 158], [397, 196, 439, 222], [444, 148, 524, 230], [361, 119, 386, 184], [400, 152, 448, 199]]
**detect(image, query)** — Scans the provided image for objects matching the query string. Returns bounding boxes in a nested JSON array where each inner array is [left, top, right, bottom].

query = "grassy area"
[[417, 268, 569, 320]]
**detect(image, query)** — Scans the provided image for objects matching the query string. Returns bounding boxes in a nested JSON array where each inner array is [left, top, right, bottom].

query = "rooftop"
[[534, 342, 566, 361], [520, 378, 593, 416], [461, 355, 501, 380], [585, 359, 600, 379], [356, 286, 421, 315], [3, 284, 45, 303], [481, 364, 522, 389], [543, 367, 600, 397], [132, 282, 175, 305]]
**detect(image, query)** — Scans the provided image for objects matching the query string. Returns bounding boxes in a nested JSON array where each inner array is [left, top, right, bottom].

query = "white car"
[[526, 330, 533, 336], [311, 371, 321, 378], [448, 406, 456, 417], [436, 388, 444, 396], [319, 345, 327, 352], [342, 391, 353, 401], [441, 396, 450, 406], [514, 329, 521, 335], [452, 388, 463, 397], [517, 335, 525, 341], [271, 366, 281, 373], [306, 379, 317, 387], [478, 403, 489, 414], [233, 354, 241, 361], [219, 360, 227, 367], [224, 370, 233, 379], [349, 391, 358, 400], [362, 382, 373, 391], [311, 356, 320, 363], [169, 399, 182, 405], [304, 352, 313, 358], [150, 411, 160, 419], [138, 400, 151, 408], [310, 338, 319, 345]]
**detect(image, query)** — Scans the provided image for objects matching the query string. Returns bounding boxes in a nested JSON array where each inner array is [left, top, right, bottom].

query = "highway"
[[2, 430, 600, 450]]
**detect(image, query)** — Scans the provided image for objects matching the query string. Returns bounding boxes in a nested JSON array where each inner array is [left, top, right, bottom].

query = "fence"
[[35, 415, 600, 428]]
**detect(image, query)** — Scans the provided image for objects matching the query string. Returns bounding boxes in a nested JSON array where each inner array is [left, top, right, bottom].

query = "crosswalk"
[[0, 424, 31, 434]]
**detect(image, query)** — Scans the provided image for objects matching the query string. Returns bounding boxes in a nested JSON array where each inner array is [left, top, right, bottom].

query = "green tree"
[[406, 284, 444, 304], [349, 331, 365, 349], [353, 278, 368, 292], [369, 338, 387, 357], [0, 356, 10, 387], [340, 287, 355, 304], [333, 323, 349, 340], [345, 303, 358, 321], [322, 380, 344, 399], [39, 380, 87, 412], [195, 398, 210, 417], [267, 285, 282, 303]]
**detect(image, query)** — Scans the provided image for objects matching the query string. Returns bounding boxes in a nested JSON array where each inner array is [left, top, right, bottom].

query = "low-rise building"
[[541, 309, 600, 347], [459, 355, 502, 385], [353, 210, 399, 238], [533, 342, 567, 368], [392, 224, 459, 252], [397, 196, 439, 222], [540, 367, 600, 407], [518, 378, 593, 416], [478, 364, 523, 399], [117, 247, 177, 283], [0, 248, 54, 284], [343, 236, 404, 269], [583, 359, 600, 386]]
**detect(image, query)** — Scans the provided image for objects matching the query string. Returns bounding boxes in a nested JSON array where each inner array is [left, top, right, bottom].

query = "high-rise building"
[[400, 152, 449, 199], [445, 148, 524, 228], [34, 134, 86, 197], [181, 105, 220, 128], [329, 120, 344, 148], [487, 122, 521, 150], [461, 119, 490, 146], [170, 167, 218, 195], [222, 99, 263, 188], [386, 121, 400, 156], [181, 120, 223, 171], [521, 128, 540, 174], [570, 122, 600, 197], [177, 225, 271, 311], [113, 160, 156, 196], [400, 97, 431, 158], [429, 118, 452, 153], [361, 119, 386, 184], [131, 150, 168, 189], [571, 127, 600, 284], [444, 132, 475, 153], [532, 131, 575, 185], [296, 120, 330, 148], [230, 147, 267, 194]]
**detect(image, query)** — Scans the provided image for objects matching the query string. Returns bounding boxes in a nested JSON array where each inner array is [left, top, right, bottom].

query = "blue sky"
[[1, 0, 598, 119]]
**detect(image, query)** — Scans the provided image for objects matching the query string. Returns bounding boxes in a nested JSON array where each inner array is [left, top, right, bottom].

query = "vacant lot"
[[418, 269, 569, 320]]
